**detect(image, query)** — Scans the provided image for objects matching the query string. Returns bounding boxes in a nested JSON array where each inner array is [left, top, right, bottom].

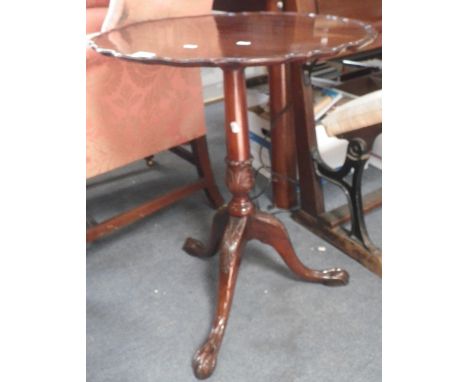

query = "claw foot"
[[192, 339, 218, 379], [183, 238, 208, 258], [319, 268, 349, 286]]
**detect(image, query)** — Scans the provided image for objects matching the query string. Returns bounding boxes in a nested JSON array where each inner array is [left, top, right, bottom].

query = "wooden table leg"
[[269, 64, 297, 209], [183, 67, 349, 379], [290, 62, 325, 216], [264, 0, 315, 210]]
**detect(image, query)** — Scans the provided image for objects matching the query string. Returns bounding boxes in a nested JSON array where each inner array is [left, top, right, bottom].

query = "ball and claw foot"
[[183, 238, 208, 258], [192, 338, 218, 380], [182, 206, 229, 259], [318, 268, 349, 286]]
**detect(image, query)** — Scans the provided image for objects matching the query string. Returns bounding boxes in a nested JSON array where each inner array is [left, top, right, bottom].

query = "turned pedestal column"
[[90, 11, 376, 379], [183, 68, 349, 379]]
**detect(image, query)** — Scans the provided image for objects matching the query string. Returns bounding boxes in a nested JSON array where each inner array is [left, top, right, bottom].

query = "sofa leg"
[[312, 138, 377, 252], [191, 136, 225, 209]]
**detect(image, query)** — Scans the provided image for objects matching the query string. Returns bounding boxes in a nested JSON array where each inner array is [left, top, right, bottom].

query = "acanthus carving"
[[225, 158, 254, 216], [220, 217, 247, 274], [225, 158, 254, 195]]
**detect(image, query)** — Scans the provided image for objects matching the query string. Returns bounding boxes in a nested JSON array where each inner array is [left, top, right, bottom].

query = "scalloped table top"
[[89, 12, 377, 68]]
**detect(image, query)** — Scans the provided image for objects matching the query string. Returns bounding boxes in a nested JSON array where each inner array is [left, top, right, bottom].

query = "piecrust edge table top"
[[89, 12, 377, 68]]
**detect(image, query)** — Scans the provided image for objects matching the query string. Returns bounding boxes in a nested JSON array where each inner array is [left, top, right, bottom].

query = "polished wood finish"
[[212, 0, 381, 210], [213, 0, 312, 210], [184, 68, 349, 379], [91, 13, 375, 378], [265, 0, 298, 209], [87, 137, 223, 242], [291, 62, 325, 216], [213, 0, 305, 210], [317, 0, 381, 54], [316, 0, 381, 23], [268, 64, 297, 208], [90, 12, 377, 68], [215, 0, 381, 54], [209, 4, 382, 277], [282, 0, 381, 275]]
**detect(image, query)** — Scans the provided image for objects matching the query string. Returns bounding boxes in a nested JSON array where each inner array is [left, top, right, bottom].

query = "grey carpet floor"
[[87, 101, 382, 382]]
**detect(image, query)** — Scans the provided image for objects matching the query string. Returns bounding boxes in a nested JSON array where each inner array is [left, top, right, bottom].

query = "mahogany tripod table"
[[90, 12, 376, 379]]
